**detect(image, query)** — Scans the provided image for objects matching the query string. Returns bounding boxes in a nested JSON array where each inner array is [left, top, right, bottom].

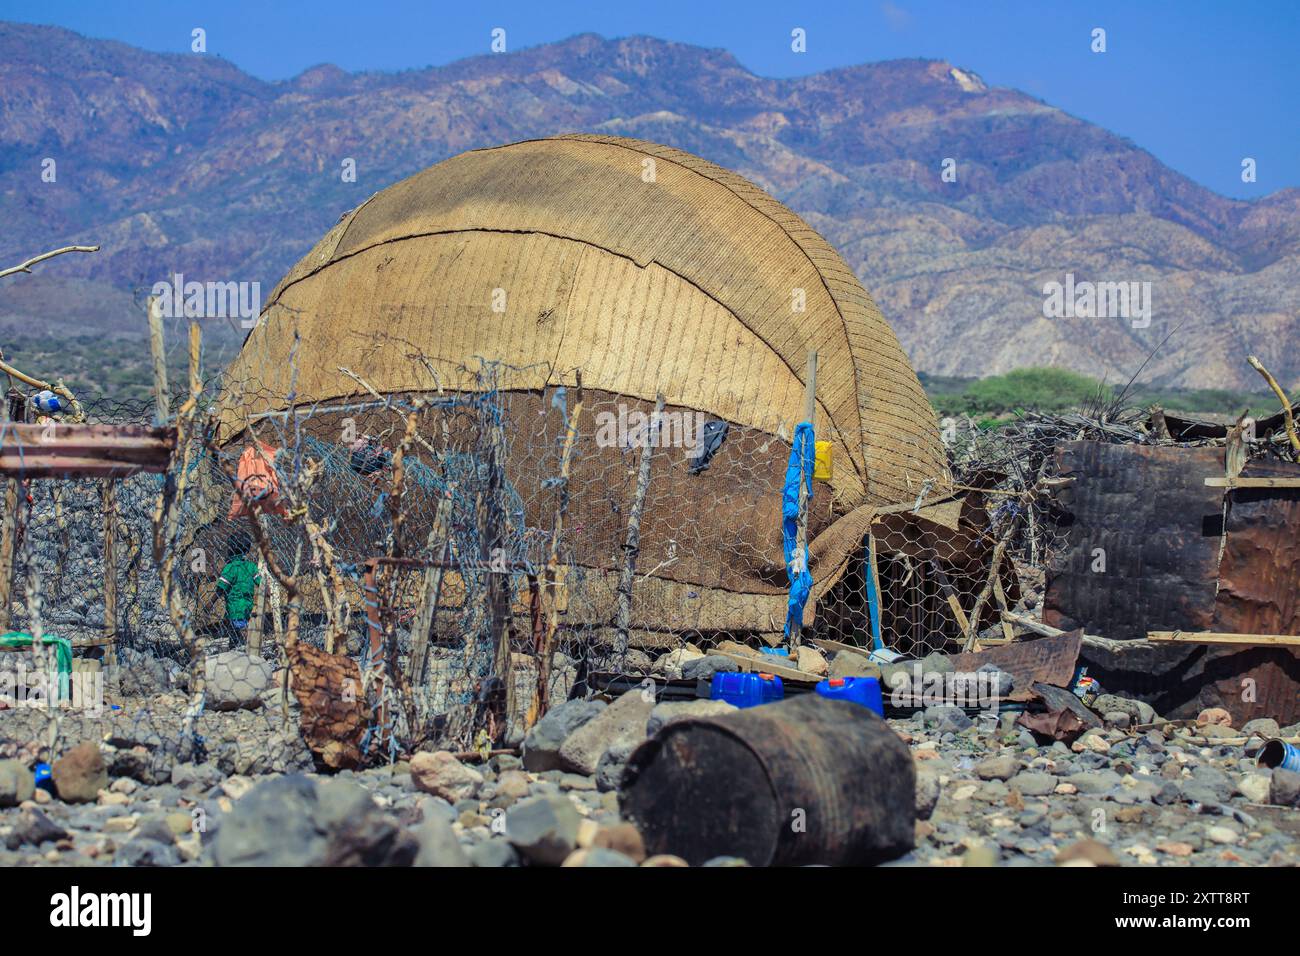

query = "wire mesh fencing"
[[2, 349, 1053, 775]]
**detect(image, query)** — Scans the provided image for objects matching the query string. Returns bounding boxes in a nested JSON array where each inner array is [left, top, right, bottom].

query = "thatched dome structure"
[[220, 135, 951, 640]]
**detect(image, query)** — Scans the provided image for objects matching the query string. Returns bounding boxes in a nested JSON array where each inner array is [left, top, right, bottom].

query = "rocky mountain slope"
[[1, 21, 1296, 390]]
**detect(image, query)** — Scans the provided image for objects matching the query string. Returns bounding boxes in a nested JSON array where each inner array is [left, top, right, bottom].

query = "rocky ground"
[[3, 645, 1300, 867]]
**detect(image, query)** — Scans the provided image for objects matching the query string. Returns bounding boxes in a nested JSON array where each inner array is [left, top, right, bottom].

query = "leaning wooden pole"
[[614, 393, 663, 662], [528, 374, 584, 729], [101, 480, 118, 668], [147, 296, 170, 423], [0, 399, 18, 633]]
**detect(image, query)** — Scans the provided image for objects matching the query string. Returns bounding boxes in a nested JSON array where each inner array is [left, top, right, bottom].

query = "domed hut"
[[217, 135, 957, 652]]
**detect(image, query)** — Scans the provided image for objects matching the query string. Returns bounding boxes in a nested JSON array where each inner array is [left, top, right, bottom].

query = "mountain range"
[[1, 20, 1297, 391]]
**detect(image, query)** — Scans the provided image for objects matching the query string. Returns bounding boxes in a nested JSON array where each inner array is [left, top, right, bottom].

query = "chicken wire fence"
[[1, 354, 1064, 770]]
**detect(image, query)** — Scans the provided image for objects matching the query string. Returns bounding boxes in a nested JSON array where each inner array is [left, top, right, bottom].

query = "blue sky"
[[5, 0, 1297, 199]]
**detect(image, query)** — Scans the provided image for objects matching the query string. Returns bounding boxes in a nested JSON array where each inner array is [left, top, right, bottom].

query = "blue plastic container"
[[710, 672, 784, 708], [814, 676, 884, 716], [759, 647, 789, 657], [33, 762, 54, 792]]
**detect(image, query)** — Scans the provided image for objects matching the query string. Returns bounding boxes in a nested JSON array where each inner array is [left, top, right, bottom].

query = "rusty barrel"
[[619, 694, 915, 866]]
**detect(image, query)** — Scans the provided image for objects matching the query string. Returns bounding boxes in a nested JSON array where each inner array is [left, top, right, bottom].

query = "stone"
[[488, 770, 531, 808], [963, 845, 998, 867], [171, 762, 223, 793], [652, 648, 705, 680], [1092, 694, 1155, 725], [702, 856, 751, 866], [923, 705, 972, 734], [920, 652, 955, 675], [412, 814, 471, 867], [210, 774, 416, 866], [595, 742, 635, 793], [975, 664, 1015, 699], [52, 742, 108, 804], [204, 651, 274, 711], [409, 751, 484, 802], [0, 759, 35, 807], [4, 807, 68, 849], [680, 655, 739, 681], [1065, 770, 1120, 795], [1189, 764, 1234, 803], [1242, 718, 1280, 739], [589, 822, 646, 863], [1236, 773, 1271, 805], [469, 840, 520, 867], [506, 794, 580, 866], [795, 646, 828, 677], [830, 650, 881, 681], [1009, 772, 1057, 796], [562, 847, 638, 867], [641, 854, 689, 867], [521, 698, 606, 772], [1196, 707, 1233, 728], [915, 770, 941, 819], [975, 755, 1020, 781], [1056, 839, 1119, 867], [115, 838, 181, 867], [559, 690, 656, 775], [1269, 768, 1300, 807], [645, 699, 738, 737], [1206, 825, 1239, 845]]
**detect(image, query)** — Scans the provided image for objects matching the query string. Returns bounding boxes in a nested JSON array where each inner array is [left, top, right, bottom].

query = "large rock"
[[595, 742, 635, 793], [411, 814, 471, 867], [409, 751, 483, 802], [0, 759, 34, 807], [680, 654, 739, 681], [830, 651, 881, 681], [521, 698, 606, 772], [210, 774, 416, 866], [1270, 768, 1300, 808], [795, 646, 828, 677], [52, 741, 108, 804], [559, 690, 656, 775], [652, 648, 705, 680], [645, 699, 738, 737], [204, 652, 274, 711], [506, 794, 580, 866]]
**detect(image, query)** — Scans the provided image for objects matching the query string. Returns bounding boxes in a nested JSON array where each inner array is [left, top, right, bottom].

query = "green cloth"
[[216, 559, 261, 621]]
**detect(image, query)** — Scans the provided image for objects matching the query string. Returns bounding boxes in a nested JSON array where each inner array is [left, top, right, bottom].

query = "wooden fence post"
[[614, 392, 663, 661]]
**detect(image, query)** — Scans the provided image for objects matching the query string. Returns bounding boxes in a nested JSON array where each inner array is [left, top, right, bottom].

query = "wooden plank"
[[712, 649, 821, 684], [1205, 477, 1300, 489], [1148, 630, 1300, 646]]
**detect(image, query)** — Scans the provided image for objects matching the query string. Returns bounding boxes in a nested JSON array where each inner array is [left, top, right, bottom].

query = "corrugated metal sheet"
[[1044, 442, 1224, 641]]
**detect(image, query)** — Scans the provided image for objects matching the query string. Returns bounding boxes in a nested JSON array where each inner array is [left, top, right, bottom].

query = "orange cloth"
[[227, 441, 287, 519]]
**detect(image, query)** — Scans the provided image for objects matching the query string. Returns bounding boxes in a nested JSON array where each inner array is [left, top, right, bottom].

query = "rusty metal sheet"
[[287, 642, 366, 769], [1214, 458, 1300, 635], [1044, 442, 1224, 641], [0, 423, 176, 478], [1079, 639, 1300, 726], [948, 630, 1082, 701]]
